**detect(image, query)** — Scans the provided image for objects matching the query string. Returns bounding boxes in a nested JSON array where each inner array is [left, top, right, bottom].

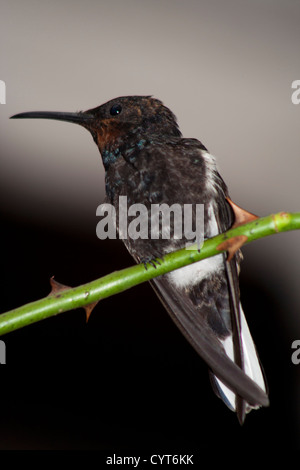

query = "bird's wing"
[[149, 265, 268, 419], [149, 160, 268, 422], [122, 142, 268, 422]]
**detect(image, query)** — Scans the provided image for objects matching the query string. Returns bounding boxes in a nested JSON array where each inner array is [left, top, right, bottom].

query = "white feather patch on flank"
[[166, 253, 224, 289], [201, 151, 219, 194], [166, 200, 223, 288], [206, 201, 219, 237]]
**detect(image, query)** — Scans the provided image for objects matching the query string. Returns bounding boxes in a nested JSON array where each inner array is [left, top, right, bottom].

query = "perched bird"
[[11, 96, 268, 423]]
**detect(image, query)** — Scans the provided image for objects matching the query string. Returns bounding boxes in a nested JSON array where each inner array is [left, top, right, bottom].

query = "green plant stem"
[[0, 211, 299, 337]]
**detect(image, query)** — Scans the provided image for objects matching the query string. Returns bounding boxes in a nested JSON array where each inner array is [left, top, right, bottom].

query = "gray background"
[[0, 0, 299, 451]]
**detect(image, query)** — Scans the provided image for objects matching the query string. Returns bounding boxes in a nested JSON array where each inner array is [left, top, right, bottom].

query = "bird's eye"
[[110, 104, 122, 116]]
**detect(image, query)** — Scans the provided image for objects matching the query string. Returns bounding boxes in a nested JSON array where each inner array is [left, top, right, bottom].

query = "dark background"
[[0, 211, 297, 452], [0, 0, 299, 454]]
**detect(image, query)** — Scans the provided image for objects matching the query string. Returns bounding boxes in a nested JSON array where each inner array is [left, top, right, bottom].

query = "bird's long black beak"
[[10, 111, 94, 127]]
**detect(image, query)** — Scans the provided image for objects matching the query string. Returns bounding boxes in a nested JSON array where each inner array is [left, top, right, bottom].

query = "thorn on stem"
[[217, 235, 248, 262], [84, 301, 99, 323], [48, 276, 71, 295]]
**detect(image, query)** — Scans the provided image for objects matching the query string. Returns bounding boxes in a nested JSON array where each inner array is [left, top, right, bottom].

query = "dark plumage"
[[11, 95, 269, 423]]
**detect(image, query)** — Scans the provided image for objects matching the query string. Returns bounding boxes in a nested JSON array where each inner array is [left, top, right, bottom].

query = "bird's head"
[[11, 95, 181, 156]]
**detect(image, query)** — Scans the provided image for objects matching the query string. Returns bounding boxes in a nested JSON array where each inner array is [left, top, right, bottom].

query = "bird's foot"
[[141, 256, 162, 270]]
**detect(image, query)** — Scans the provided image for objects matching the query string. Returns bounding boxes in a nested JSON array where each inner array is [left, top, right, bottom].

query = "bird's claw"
[[141, 256, 162, 270]]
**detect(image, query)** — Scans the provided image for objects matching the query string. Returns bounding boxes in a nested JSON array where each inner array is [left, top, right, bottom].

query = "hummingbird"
[[11, 96, 268, 423]]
